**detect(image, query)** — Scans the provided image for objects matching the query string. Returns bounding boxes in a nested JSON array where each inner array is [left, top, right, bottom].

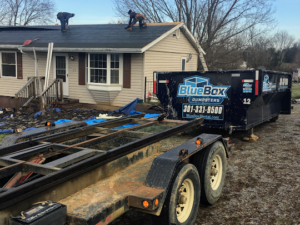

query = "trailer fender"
[[144, 133, 228, 216]]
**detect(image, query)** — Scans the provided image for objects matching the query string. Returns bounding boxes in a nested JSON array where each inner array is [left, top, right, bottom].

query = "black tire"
[[192, 141, 227, 205], [152, 163, 200, 225], [270, 115, 279, 122]]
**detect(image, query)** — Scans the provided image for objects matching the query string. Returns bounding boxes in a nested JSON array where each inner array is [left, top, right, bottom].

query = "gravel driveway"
[[112, 104, 300, 225]]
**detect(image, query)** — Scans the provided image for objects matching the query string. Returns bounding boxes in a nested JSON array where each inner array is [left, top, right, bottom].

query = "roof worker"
[[57, 12, 75, 32], [125, 10, 147, 31]]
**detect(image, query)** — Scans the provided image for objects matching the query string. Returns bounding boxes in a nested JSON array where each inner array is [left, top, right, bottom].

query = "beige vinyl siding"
[[0, 51, 96, 104], [67, 53, 96, 104], [0, 51, 53, 97], [112, 53, 144, 106], [144, 29, 198, 81]]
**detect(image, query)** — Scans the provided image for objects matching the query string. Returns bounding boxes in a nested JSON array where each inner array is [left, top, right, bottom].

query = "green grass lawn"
[[292, 83, 300, 99], [0, 134, 9, 143]]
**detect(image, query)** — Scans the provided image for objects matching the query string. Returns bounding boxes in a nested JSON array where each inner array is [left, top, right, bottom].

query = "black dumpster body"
[[154, 70, 291, 132]]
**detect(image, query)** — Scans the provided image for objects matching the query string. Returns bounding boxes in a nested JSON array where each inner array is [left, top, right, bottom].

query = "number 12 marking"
[[243, 98, 251, 104]]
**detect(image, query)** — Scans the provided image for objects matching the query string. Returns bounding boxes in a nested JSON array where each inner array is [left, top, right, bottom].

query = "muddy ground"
[[111, 105, 300, 225]]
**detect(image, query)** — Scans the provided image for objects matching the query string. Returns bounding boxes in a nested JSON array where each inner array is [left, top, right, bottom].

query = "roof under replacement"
[[0, 23, 183, 52]]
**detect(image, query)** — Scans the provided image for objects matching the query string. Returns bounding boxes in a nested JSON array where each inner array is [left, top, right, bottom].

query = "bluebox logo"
[[177, 76, 230, 98]]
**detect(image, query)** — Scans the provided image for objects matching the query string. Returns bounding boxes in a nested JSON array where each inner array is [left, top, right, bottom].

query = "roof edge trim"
[[19, 47, 143, 53], [0, 45, 21, 49], [181, 24, 206, 55]]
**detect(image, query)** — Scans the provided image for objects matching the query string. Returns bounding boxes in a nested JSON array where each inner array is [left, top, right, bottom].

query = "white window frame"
[[181, 57, 186, 71], [87, 53, 123, 91], [0, 51, 17, 78]]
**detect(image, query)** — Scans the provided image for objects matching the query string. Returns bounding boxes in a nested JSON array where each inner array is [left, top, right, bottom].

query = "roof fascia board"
[[0, 45, 21, 49], [20, 47, 143, 53], [180, 24, 206, 55], [141, 23, 184, 53]]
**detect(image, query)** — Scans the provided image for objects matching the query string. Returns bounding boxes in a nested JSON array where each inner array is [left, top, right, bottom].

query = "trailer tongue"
[[0, 115, 229, 225], [154, 69, 291, 133]]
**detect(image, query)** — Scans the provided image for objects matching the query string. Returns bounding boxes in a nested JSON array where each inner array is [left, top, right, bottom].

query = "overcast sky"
[[55, 0, 300, 40]]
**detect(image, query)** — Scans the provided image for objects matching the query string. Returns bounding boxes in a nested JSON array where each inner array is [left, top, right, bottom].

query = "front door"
[[54, 54, 69, 96]]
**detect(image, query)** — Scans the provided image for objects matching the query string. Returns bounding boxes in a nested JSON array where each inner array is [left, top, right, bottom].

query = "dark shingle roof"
[[0, 24, 179, 49]]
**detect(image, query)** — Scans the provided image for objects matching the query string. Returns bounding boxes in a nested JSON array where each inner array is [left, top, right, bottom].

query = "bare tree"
[[272, 30, 295, 67], [113, 0, 276, 70], [2, 0, 55, 26], [0, 0, 7, 24], [242, 28, 297, 71]]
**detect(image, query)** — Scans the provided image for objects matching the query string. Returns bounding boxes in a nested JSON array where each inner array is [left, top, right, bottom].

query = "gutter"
[[0, 45, 143, 53], [19, 47, 143, 53], [0, 45, 22, 49]]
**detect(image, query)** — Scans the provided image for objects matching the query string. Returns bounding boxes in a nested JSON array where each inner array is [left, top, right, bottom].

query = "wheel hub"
[[210, 155, 223, 190], [176, 178, 194, 223], [178, 195, 187, 204], [211, 168, 218, 176]]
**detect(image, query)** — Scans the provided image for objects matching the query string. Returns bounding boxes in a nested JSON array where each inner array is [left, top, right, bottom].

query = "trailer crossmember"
[[0, 117, 204, 210]]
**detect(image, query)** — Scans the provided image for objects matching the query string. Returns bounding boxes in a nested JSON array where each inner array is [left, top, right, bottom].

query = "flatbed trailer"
[[0, 114, 229, 225]]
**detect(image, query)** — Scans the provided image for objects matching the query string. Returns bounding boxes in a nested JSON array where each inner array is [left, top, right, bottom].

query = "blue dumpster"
[[154, 69, 291, 133]]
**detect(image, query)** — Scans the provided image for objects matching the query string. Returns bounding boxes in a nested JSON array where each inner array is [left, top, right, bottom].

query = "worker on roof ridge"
[[125, 10, 147, 31], [57, 12, 75, 32]]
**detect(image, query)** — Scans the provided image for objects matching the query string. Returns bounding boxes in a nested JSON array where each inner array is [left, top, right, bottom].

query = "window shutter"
[[123, 53, 131, 88], [17, 52, 23, 79], [78, 53, 86, 85]]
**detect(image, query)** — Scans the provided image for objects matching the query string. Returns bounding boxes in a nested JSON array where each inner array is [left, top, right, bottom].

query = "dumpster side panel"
[[261, 71, 292, 117], [156, 70, 291, 131]]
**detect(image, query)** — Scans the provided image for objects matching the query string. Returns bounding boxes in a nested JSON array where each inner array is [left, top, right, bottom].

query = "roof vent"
[[57, 12, 75, 32]]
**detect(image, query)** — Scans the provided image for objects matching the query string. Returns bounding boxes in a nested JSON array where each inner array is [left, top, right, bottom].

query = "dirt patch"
[[111, 105, 300, 225]]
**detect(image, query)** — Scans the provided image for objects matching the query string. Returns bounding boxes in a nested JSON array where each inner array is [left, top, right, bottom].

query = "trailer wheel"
[[192, 141, 227, 205], [270, 115, 279, 122], [152, 163, 200, 225]]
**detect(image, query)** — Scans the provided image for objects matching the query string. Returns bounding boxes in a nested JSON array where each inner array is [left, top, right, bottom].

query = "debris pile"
[[0, 108, 125, 132]]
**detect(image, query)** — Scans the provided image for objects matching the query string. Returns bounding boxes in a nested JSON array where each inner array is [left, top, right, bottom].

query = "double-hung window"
[[110, 54, 119, 84], [1, 52, 17, 77], [87, 53, 122, 88], [90, 54, 107, 83]]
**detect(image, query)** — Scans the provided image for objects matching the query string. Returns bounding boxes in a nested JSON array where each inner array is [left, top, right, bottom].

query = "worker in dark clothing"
[[57, 12, 75, 32], [125, 10, 147, 31]]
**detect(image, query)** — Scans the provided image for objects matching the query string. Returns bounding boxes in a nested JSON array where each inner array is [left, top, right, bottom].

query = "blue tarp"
[[114, 123, 140, 129], [130, 110, 142, 115], [34, 108, 62, 119], [33, 110, 43, 119], [82, 118, 106, 125], [23, 127, 37, 132], [54, 119, 71, 124], [2, 116, 9, 119], [119, 98, 139, 115], [144, 114, 160, 119], [47, 108, 62, 113], [0, 129, 13, 134]]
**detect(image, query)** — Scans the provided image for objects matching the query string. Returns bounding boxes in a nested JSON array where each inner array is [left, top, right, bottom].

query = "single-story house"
[[293, 67, 300, 82], [0, 22, 203, 107]]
